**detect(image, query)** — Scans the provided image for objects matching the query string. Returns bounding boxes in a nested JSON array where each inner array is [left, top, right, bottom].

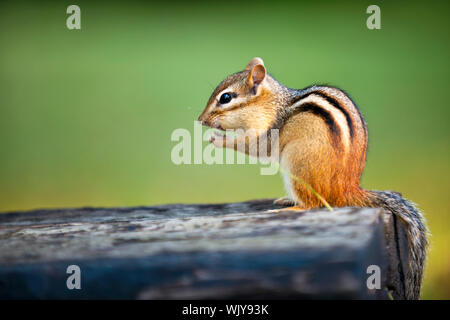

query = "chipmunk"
[[198, 57, 428, 299]]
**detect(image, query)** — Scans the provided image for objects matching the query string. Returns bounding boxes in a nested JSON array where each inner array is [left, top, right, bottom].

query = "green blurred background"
[[0, 0, 448, 299]]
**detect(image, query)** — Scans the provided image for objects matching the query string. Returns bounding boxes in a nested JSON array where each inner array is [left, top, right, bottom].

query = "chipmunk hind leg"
[[267, 204, 310, 213], [273, 196, 297, 206]]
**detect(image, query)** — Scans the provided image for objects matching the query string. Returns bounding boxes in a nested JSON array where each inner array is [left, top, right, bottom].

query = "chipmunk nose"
[[197, 115, 208, 126]]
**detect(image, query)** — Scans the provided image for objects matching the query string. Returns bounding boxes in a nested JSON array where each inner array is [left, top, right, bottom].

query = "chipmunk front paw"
[[210, 130, 234, 148], [209, 132, 225, 148]]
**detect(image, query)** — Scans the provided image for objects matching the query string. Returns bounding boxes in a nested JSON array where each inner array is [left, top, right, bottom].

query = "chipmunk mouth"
[[198, 120, 228, 136], [199, 120, 223, 130], [211, 124, 236, 138]]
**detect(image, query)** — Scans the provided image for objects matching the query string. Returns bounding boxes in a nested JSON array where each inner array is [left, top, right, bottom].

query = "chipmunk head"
[[198, 57, 284, 134]]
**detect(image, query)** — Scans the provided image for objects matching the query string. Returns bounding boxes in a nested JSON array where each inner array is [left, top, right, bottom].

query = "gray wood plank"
[[0, 199, 403, 299]]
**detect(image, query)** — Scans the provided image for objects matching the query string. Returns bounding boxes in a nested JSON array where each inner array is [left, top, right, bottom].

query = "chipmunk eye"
[[219, 92, 233, 104]]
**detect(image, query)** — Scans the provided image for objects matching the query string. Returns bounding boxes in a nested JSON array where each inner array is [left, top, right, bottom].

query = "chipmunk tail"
[[367, 190, 429, 299]]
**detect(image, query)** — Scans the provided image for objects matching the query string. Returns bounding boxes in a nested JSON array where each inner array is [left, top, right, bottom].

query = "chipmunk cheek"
[[221, 116, 242, 130]]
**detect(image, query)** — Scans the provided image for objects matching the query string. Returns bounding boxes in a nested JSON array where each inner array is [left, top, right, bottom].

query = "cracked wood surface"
[[0, 199, 407, 299]]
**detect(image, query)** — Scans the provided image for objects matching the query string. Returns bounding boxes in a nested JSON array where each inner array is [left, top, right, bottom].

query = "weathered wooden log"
[[0, 199, 409, 299]]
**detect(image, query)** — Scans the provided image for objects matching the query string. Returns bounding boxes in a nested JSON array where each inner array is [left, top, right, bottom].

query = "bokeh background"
[[0, 0, 448, 299]]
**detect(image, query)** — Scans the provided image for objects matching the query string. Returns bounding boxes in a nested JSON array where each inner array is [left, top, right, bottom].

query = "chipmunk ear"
[[246, 63, 266, 89], [245, 57, 265, 71]]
